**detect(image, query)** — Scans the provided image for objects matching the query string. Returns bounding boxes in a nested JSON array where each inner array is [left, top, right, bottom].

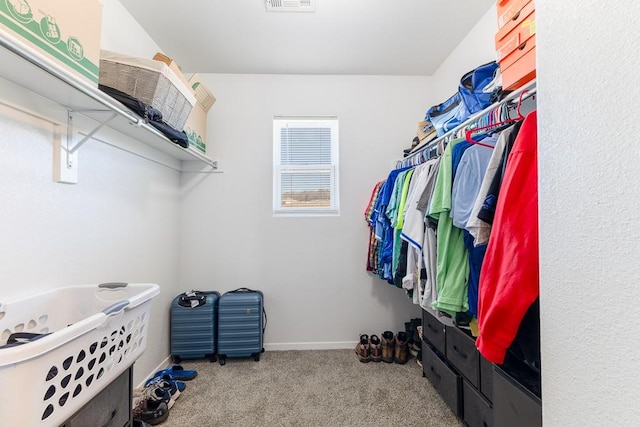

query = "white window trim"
[[273, 116, 340, 217]]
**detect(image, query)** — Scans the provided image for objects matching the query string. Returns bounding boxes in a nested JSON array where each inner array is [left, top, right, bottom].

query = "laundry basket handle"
[[99, 282, 128, 289], [102, 300, 129, 315]]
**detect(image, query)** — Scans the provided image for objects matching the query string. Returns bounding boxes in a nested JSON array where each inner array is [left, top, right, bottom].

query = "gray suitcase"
[[170, 291, 219, 363], [217, 288, 265, 365]]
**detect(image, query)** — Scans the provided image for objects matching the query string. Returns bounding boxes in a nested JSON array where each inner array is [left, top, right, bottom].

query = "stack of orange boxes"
[[495, 0, 536, 90]]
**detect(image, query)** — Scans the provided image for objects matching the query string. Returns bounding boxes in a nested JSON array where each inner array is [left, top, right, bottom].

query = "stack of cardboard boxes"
[[495, 0, 536, 90]]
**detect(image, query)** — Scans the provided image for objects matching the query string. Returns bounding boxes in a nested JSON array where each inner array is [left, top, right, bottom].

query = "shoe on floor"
[[146, 375, 181, 408], [381, 331, 395, 363], [355, 334, 371, 363], [133, 399, 169, 426], [153, 365, 197, 381], [394, 331, 409, 364], [147, 373, 186, 392], [369, 335, 382, 362], [140, 381, 173, 409]]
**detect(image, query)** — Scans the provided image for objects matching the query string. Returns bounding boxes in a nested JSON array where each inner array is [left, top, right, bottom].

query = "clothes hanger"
[[465, 89, 529, 147]]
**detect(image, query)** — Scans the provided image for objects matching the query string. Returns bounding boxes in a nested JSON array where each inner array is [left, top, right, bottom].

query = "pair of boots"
[[355, 334, 382, 363], [381, 331, 409, 364]]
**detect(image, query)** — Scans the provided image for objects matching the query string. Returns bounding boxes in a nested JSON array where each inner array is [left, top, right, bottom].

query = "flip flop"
[[153, 365, 197, 381]]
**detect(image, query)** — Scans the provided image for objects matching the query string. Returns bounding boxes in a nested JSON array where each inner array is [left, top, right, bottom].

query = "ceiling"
[[120, 0, 495, 76]]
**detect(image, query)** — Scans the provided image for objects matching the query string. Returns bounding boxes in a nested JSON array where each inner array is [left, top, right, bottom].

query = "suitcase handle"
[[227, 287, 256, 293]]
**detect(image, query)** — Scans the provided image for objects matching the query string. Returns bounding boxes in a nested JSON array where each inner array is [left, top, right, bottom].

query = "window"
[[273, 117, 339, 216]]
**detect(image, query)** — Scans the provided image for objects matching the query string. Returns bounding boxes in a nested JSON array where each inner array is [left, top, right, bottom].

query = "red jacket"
[[476, 111, 538, 364]]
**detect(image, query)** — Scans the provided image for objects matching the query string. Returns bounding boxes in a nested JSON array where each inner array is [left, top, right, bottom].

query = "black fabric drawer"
[[463, 380, 493, 427], [422, 340, 461, 416], [446, 326, 479, 388], [493, 366, 542, 427], [61, 368, 131, 427], [422, 308, 446, 354], [480, 354, 494, 403]]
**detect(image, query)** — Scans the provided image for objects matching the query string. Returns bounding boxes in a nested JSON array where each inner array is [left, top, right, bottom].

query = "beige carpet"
[[154, 349, 463, 427]]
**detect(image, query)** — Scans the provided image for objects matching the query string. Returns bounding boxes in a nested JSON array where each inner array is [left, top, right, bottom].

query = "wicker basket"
[[99, 50, 196, 131], [0, 283, 159, 426]]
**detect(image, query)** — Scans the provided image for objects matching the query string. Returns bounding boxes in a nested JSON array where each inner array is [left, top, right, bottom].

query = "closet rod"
[[403, 80, 537, 165]]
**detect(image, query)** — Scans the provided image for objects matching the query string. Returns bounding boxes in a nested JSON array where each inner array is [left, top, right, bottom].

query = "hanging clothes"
[[390, 168, 415, 277], [450, 135, 497, 317], [465, 124, 520, 246], [400, 160, 439, 304], [476, 110, 539, 365], [372, 166, 412, 283], [416, 160, 441, 310], [364, 181, 384, 273], [428, 138, 469, 316]]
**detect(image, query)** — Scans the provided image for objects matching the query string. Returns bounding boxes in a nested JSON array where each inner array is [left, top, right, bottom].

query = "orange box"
[[497, 0, 533, 29], [495, 1, 536, 90]]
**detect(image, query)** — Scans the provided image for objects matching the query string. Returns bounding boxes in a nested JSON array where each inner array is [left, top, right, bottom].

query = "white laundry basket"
[[0, 282, 159, 427]]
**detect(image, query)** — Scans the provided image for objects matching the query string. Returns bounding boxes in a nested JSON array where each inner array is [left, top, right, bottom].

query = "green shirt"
[[428, 138, 469, 316]]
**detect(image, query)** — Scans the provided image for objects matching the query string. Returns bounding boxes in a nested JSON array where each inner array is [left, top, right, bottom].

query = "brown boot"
[[370, 335, 382, 362], [394, 331, 409, 364], [355, 334, 370, 363], [381, 331, 395, 363]]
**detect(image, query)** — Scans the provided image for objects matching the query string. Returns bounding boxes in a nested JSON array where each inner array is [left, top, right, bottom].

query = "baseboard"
[[264, 341, 357, 351], [136, 355, 173, 389]]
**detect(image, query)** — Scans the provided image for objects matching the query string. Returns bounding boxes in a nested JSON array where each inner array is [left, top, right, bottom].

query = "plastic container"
[[0, 282, 160, 426]]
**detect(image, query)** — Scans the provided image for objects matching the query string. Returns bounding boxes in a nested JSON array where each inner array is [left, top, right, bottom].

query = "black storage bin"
[[422, 340, 461, 416], [493, 366, 542, 427], [446, 326, 480, 388], [422, 308, 447, 355]]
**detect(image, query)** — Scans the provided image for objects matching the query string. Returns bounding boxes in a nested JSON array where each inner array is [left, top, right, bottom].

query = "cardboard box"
[[152, 52, 191, 91], [0, 0, 102, 85], [184, 74, 216, 154], [495, 0, 536, 90]]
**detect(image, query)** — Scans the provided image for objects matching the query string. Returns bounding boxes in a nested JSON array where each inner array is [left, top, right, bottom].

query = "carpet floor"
[[152, 349, 464, 426]]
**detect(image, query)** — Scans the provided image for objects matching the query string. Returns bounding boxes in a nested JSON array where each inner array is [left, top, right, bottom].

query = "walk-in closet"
[[0, 1, 637, 426]]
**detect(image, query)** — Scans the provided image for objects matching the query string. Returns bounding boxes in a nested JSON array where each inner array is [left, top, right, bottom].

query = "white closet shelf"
[[0, 32, 217, 170]]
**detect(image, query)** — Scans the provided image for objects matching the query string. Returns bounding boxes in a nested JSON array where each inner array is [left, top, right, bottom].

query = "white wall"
[[429, 4, 498, 106], [179, 74, 431, 348], [0, 0, 181, 386], [537, 1, 640, 425]]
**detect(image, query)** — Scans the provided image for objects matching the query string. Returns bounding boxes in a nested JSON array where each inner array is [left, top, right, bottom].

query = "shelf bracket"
[[68, 110, 118, 154], [53, 110, 117, 184]]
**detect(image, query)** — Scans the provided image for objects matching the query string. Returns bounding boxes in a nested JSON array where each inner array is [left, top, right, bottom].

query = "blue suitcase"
[[217, 288, 265, 365], [170, 291, 219, 363]]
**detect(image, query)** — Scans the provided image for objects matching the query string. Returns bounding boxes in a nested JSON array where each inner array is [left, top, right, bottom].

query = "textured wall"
[[537, 0, 640, 424]]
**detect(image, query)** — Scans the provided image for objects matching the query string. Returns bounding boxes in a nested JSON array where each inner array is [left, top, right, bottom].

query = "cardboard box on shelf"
[[0, 0, 102, 85], [152, 52, 191, 91], [184, 73, 216, 154]]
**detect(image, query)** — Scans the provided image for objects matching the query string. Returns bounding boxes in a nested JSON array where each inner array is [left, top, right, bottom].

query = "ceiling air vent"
[[265, 0, 315, 12]]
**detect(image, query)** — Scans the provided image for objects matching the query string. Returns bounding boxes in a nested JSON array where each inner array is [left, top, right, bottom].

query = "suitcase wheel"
[[219, 357, 226, 366], [254, 355, 260, 362], [209, 354, 217, 363], [172, 355, 182, 364]]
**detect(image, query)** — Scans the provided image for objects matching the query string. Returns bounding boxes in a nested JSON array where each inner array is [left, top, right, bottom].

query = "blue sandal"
[[153, 365, 197, 381]]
